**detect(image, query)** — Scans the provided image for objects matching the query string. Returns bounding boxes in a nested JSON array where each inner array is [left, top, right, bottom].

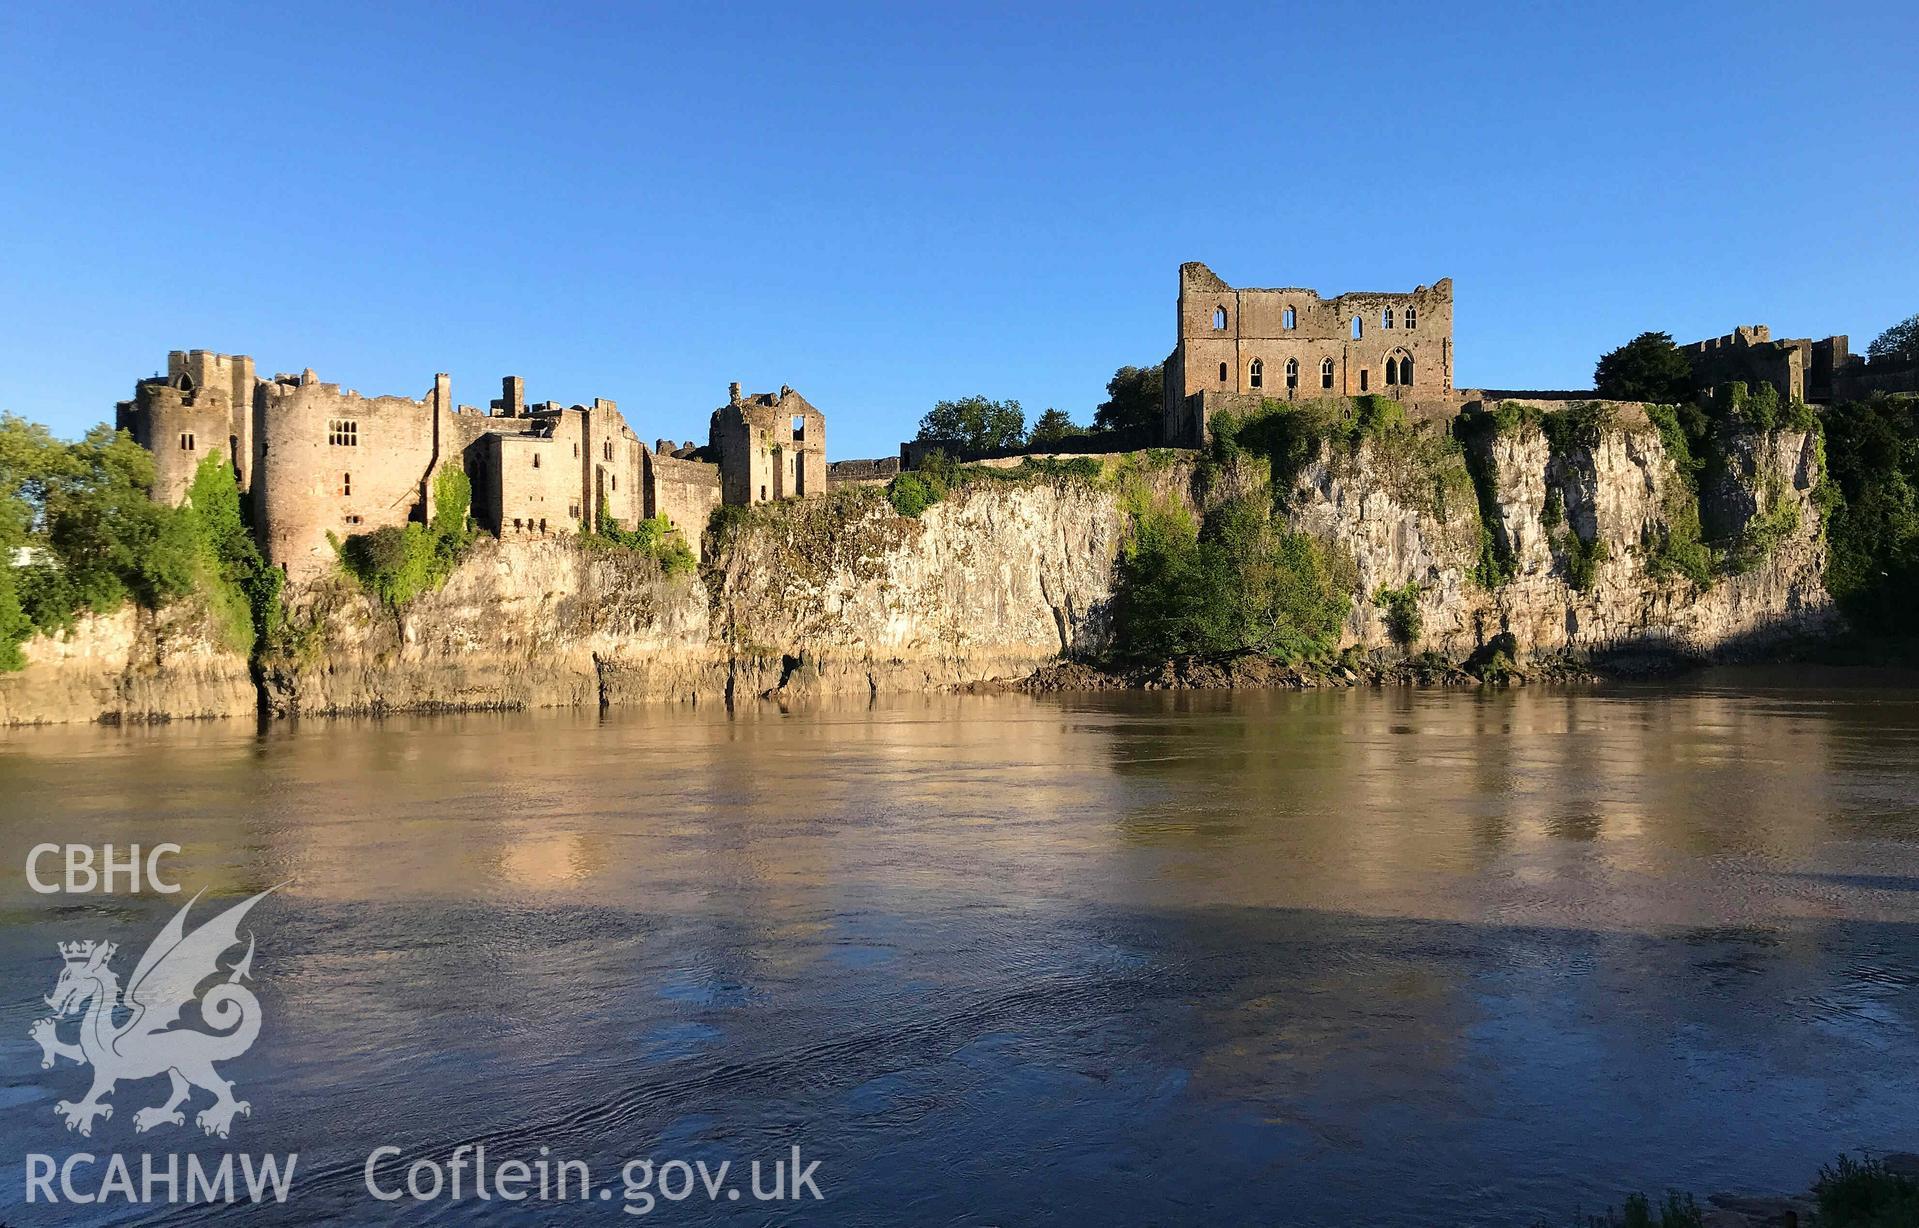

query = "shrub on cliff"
[[1114, 493, 1351, 663], [586, 514, 696, 577], [1373, 582, 1422, 646], [886, 472, 940, 518], [335, 467, 478, 608], [1821, 395, 1919, 634]]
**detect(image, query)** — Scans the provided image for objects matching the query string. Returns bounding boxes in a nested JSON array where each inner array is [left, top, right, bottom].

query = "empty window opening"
[[1285, 358, 1299, 390], [1321, 358, 1335, 390], [1212, 306, 1228, 330], [610, 474, 617, 491], [340, 472, 352, 497], [513, 518, 522, 531], [1385, 357, 1399, 386], [532, 452, 541, 469], [1383, 307, 1395, 329], [328, 419, 358, 447], [1249, 358, 1263, 390], [1404, 306, 1417, 330], [1359, 369, 1369, 392], [1219, 361, 1229, 383], [603, 440, 613, 461], [792, 415, 804, 436], [344, 514, 363, 526], [539, 518, 547, 533], [1282, 306, 1297, 330], [573, 443, 580, 457], [1400, 355, 1414, 385], [760, 484, 768, 501], [179, 432, 195, 450], [1351, 316, 1363, 340]]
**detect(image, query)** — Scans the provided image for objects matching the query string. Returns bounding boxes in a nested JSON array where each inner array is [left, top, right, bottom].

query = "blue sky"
[[1, 2, 1913, 459]]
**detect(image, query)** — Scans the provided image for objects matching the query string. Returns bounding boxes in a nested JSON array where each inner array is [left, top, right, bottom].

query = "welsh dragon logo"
[[29, 885, 281, 1139]]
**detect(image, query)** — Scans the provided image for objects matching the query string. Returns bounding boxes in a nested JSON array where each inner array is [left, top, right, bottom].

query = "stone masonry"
[[117, 359, 823, 580]]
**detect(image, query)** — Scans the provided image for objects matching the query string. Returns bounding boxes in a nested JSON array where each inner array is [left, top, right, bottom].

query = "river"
[[2, 670, 1917, 1224]]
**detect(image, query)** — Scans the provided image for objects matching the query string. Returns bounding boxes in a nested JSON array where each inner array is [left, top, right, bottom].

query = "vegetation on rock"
[[335, 467, 476, 608], [584, 513, 696, 577], [1112, 491, 1352, 665], [1821, 394, 1919, 634]]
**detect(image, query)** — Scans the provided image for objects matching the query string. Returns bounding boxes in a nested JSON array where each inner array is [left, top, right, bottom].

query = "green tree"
[[916, 396, 1026, 452], [1594, 331, 1695, 402], [1028, 407, 1086, 446], [1867, 312, 1919, 364], [1093, 362, 1165, 433], [1115, 494, 1351, 662]]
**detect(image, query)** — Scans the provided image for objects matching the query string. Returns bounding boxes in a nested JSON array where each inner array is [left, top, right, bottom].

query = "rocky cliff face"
[[258, 537, 719, 716], [1286, 410, 1832, 660], [0, 601, 255, 725], [0, 409, 1839, 723], [711, 482, 1129, 699]]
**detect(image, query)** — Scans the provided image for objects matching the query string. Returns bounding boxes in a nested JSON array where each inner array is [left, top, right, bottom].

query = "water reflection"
[[0, 670, 1915, 1224]]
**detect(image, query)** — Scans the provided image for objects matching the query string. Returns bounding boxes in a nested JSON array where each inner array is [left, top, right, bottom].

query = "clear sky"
[[1, 2, 1913, 459]]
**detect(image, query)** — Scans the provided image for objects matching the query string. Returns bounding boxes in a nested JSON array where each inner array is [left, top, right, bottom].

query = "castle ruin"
[[117, 356, 825, 579], [1164, 262, 1455, 447]]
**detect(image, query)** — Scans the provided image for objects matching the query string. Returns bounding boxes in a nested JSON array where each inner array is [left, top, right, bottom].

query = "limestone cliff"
[[0, 408, 1841, 723], [1284, 409, 1832, 661], [0, 601, 255, 725], [710, 482, 1129, 699], [258, 537, 719, 716]]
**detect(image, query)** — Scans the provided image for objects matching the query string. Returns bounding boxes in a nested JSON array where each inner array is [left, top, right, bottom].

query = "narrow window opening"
[[1359, 369, 1369, 392], [179, 432, 195, 450], [1383, 307, 1395, 329], [1321, 358, 1335, 390], [532, 452, 541, 469], [328, 419, 359, 446], [1219, 361, 1228, 383], [1402, 356, 1414, 385], [341, 472, 352, 496], [1285, 358, 1299, 390], [1212, 306, 1228, 330], [1352, 316, 1363, 340], [1282, 306, 1296, 330], [1404, 306, 1417, 330], [1249, 358, 1263, 390]]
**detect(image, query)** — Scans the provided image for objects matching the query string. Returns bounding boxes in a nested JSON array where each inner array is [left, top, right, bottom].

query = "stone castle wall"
[[1165, 262, 1454, 446]]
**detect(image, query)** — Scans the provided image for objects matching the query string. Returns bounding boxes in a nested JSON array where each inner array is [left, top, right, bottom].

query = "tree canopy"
[[1867, 312, 1919, 364], [915, 396, 1026, 453], [1027, 407, 1085, 446], [1093, 362, 1165, 433], [1593, 331, 1695, 403]]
